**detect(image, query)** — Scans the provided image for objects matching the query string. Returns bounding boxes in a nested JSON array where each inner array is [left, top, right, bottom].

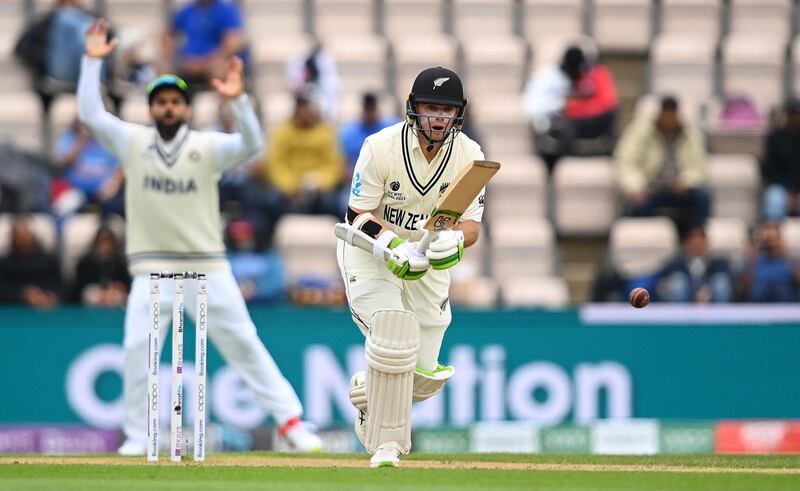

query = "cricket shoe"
[[117, 438, 147, 456], [369, 442, 402, 468], [279, 416, 324, 452]]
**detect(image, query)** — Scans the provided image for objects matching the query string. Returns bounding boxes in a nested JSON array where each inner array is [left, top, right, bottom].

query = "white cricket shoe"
[[117, 438, 147, 456], [369, 442, 402, 468], [279, 417, 324, 452]]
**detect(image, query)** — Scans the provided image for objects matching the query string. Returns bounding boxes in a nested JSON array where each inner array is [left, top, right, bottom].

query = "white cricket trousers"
[[122, 269, 303, 442]]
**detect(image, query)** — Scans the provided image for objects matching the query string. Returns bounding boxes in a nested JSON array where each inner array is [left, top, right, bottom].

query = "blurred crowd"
[[2, 0, 800, 307]]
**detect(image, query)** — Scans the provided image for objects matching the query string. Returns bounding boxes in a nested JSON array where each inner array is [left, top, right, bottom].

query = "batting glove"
[[375, 231, 429, 280], [426, 230, 464, 270]]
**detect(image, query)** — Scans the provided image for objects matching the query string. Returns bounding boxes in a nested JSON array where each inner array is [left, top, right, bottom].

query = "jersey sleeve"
[[347, 140, 385, 211], [459, 143, 487, 223], [209, 94, 266, 173]]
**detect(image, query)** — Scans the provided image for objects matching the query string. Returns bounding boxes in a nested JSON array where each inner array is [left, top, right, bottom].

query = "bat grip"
[[417, 230, 432, 254]]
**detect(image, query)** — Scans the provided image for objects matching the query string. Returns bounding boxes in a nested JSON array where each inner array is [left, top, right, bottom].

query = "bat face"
[[424, 160, 500, 231]]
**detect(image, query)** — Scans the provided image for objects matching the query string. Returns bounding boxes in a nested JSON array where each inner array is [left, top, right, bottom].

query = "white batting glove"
[[426, 230, 464, 270]]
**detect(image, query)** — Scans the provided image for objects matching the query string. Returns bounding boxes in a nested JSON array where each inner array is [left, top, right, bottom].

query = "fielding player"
[[77, 19, 322, 454], [338, 67, 486, 467]]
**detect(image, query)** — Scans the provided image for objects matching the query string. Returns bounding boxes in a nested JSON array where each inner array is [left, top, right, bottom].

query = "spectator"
[[286, 42, 341, 121], [247, 95, 344, 244], [615, 96, 711, 227], [0, 216, 61, 308], [523, 44, 618, 173], [14, 1, 116, 111], [162, 0, 248, 90], [657, 223, 733, 303], [73, 224, 130, 307], [761, 98, 800, 221], [0, 144, 52, 213], [226, 220, 285, 304], [340, 93, 397, 173], [737, 222, 800, 302], [52, 119, 124, 217]]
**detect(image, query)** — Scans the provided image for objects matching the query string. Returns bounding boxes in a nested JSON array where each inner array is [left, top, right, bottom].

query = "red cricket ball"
[[629, 287, 650, 308]]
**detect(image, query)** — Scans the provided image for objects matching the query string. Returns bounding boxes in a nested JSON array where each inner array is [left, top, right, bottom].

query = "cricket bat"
[[334, 160, 500, 256]]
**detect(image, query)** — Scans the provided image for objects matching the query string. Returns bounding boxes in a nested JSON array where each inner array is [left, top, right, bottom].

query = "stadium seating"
[[468, 93, 531, 157], [729, 0, 793, 41], [325, 35, 390, 96], [383, 0, 445, 38], [592, 0, 653, 53], [313, 0, 376, 41], [0, 91, 42, 152], [0, 213, 58, 255], [461, 35, 529, 97], [500, 276, 569, 308], [523, 0, 584, 46], [391, 34, 459, 102], [490, 216, 557, 279], [60, 213, 102, 285], [707, 154, 760, 224], [452, 0, 516, 39], [660, 0, 721, 42], [274, 214, 340, 284], [706, 217, 748, 264], [721, 34, 787, 112], [552, 157, 616, 236], [485, 155, 547, 223], [649, 34, 715, 110], [609, 217, 678, 278], [245, 0, 307, 36], [781, 218, 800, 259]]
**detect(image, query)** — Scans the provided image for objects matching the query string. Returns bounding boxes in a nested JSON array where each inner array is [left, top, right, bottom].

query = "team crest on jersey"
[[351, 172, 362, 197], [438, 182, 450, 196], [478, 194, 485, 206], [387, 181, 405, 201]]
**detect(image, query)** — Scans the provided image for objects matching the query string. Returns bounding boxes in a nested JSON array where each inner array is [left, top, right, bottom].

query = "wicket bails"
[[147, 271, 208, 463]]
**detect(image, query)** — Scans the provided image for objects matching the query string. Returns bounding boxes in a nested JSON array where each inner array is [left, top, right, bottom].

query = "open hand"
[[85, 18, 118, 59], [210, 57, 245, 100]]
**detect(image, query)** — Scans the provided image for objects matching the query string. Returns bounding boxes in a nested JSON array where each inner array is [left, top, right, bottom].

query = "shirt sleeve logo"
[[351, 172, 362, 197]]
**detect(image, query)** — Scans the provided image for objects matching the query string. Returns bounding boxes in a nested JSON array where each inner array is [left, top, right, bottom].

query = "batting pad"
[[365, 310, 420, 454]]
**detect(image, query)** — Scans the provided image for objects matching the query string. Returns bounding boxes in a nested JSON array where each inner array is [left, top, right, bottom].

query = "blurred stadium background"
[[0, 0, 799, 458]]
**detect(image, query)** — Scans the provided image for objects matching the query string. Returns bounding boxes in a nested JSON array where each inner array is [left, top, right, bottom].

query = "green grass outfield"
[[2, 453, 799, 491]]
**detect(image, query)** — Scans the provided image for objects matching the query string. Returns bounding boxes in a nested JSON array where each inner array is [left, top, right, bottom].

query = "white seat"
[[313, 0, 375, 41], [729, 0, 792, 41], [794, 36, 800, 97], [50, 95, 79, 147], [120, 93, 151, 126], [485, 155, 547, 222], [705, 217, 748, 263], [0, 213, 58, 255], [592, 0, 653, 53], [501, 276, 569, 308], [251, 33, 316, 97], [106, 0, 166, 29], [245, 0, 306, 36], [61, 213, 102, 284], [722, 33, 787, 112], [260, 92, 296, 134], [325, 35, 389, 97], [274, 214, 340, 284], [0, 92, 42, 152], [781, 218, 800, 259], [660, 0, 721, 42], [707, 154, 760, 223], [191, 91, 225, 130], [461, 35, 529, 96], [649, 34, 715, 107], [469, 94, 532, 157], [490, 217, 556, 279], [383, 0, 445, 38], [523, 0, 584, 46], [450, 275, 499, 308], [451, 230, 486, 281], [391, 34, 459, 101], [452, 0, 516, 39], [529, 35, 598, 71], [553, 157, 616, 236], [609, 217, 678, 278]]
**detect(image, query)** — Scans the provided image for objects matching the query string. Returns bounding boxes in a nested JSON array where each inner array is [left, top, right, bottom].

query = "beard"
[[155, 116, 185, 140]]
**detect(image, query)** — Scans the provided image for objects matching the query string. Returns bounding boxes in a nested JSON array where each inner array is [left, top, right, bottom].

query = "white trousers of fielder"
[[122, 269, 303, 442]]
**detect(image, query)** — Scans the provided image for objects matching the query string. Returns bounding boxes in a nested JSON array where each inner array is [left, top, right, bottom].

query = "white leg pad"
[[364, 310, 420, 454]]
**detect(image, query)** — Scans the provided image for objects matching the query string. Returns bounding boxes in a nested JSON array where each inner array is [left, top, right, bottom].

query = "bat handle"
[[417, 230, 432, 254]]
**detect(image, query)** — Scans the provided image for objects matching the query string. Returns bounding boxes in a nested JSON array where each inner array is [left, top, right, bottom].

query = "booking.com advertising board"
[[0, 306, 799, 431]]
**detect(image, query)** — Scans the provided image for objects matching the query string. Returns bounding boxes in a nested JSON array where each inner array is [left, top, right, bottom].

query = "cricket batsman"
[[337, 66, 486, 467], [77, 19, 322, 454]]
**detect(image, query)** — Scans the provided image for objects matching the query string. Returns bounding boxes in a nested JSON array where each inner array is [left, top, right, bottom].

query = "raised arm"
[[77, 19, 136, 158], [209, 57, 266, 172]]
